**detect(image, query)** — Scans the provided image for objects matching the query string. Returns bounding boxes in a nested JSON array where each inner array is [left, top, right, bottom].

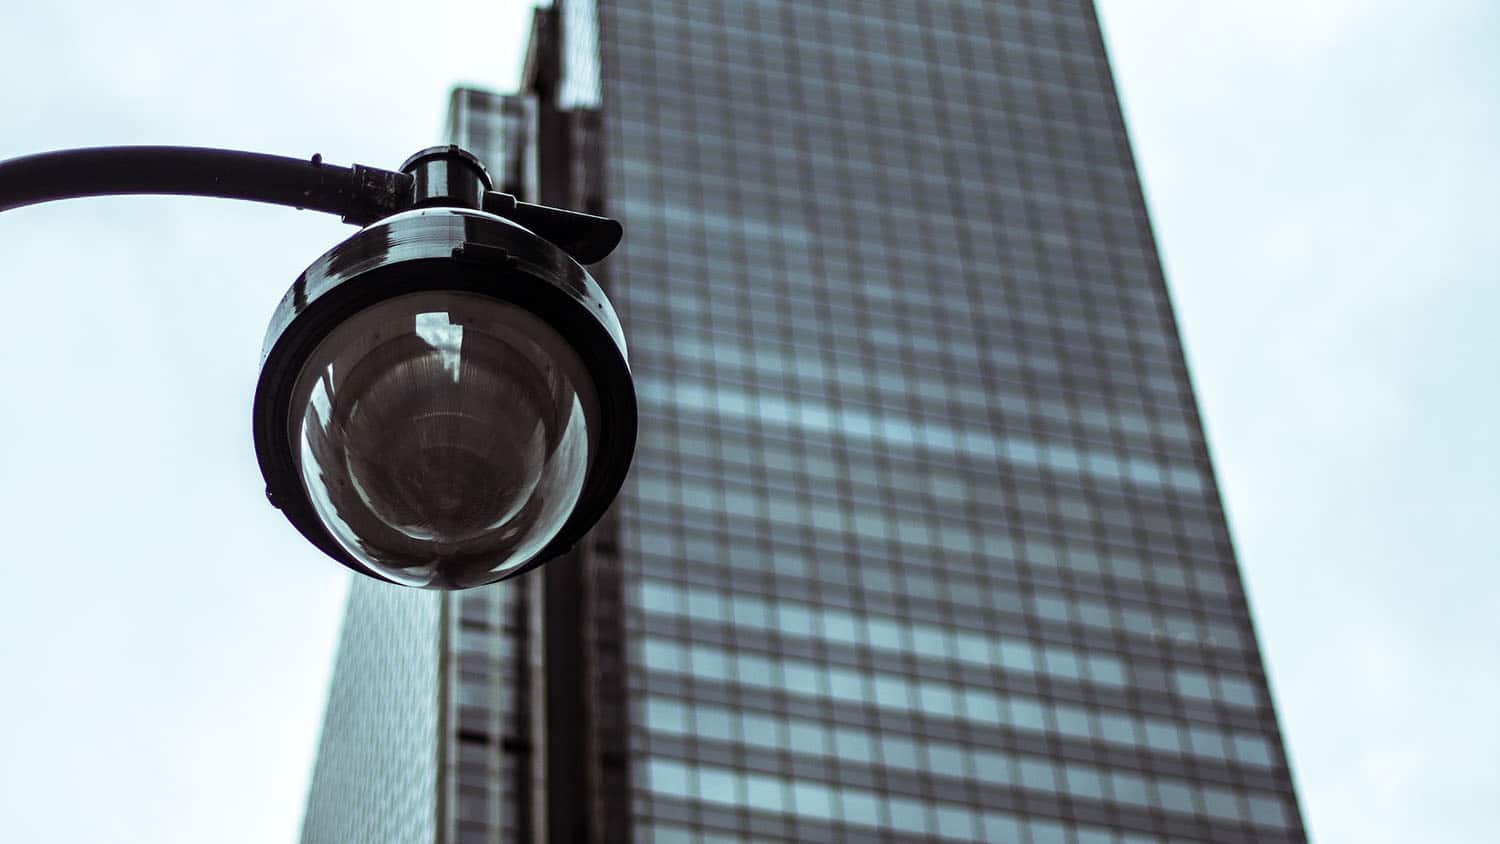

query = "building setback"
[[300, 1, 1307, 842]]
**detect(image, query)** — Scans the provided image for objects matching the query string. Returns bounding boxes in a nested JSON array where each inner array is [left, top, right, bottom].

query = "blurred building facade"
[[301, 1, 1307, 842]]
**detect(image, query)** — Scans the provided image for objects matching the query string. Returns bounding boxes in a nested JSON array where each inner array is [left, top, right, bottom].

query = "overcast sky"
[[0, 2, 1493, 842]]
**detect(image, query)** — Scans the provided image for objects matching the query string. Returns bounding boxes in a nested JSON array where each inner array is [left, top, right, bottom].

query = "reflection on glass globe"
[[289, 291, 598, 588]]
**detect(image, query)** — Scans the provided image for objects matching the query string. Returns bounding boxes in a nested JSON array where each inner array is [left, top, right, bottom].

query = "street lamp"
[[0, 145, 637, 589]]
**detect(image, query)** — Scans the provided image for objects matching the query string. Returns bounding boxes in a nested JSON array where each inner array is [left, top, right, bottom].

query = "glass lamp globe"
[[287, 290, 599, 588]]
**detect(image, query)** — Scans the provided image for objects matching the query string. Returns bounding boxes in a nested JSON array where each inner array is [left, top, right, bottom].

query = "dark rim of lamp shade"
[[252, 206, 636, 585]]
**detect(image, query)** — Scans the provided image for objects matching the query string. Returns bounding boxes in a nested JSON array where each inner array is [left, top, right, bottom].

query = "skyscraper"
[[300, 2, 1307, 842]]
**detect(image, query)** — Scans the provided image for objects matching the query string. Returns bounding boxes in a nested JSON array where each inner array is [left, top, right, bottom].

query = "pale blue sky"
[[0, 2, 1493, 841]]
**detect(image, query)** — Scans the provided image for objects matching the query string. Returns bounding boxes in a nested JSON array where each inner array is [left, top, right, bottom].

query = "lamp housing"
[[252, 206, 636, 589]]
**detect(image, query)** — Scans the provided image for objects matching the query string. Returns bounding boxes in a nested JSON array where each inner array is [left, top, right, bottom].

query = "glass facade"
[[300, 1, 1307, 842], [593, 0, 1306, 841], [299, 583, 442, 844]]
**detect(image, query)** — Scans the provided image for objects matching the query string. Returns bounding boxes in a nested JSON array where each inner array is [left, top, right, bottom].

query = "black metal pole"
[[0, 146, 411, 225]]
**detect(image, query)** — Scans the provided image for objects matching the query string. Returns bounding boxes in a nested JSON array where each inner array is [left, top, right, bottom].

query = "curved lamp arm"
[[0, 146, 410, 225], [0, 145, 622, 263]]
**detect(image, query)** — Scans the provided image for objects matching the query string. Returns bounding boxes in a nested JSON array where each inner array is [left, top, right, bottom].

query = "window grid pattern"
[[446, 586, 530, 842], [299, 581, 442, 844], [596, 0, 1305, 842]]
